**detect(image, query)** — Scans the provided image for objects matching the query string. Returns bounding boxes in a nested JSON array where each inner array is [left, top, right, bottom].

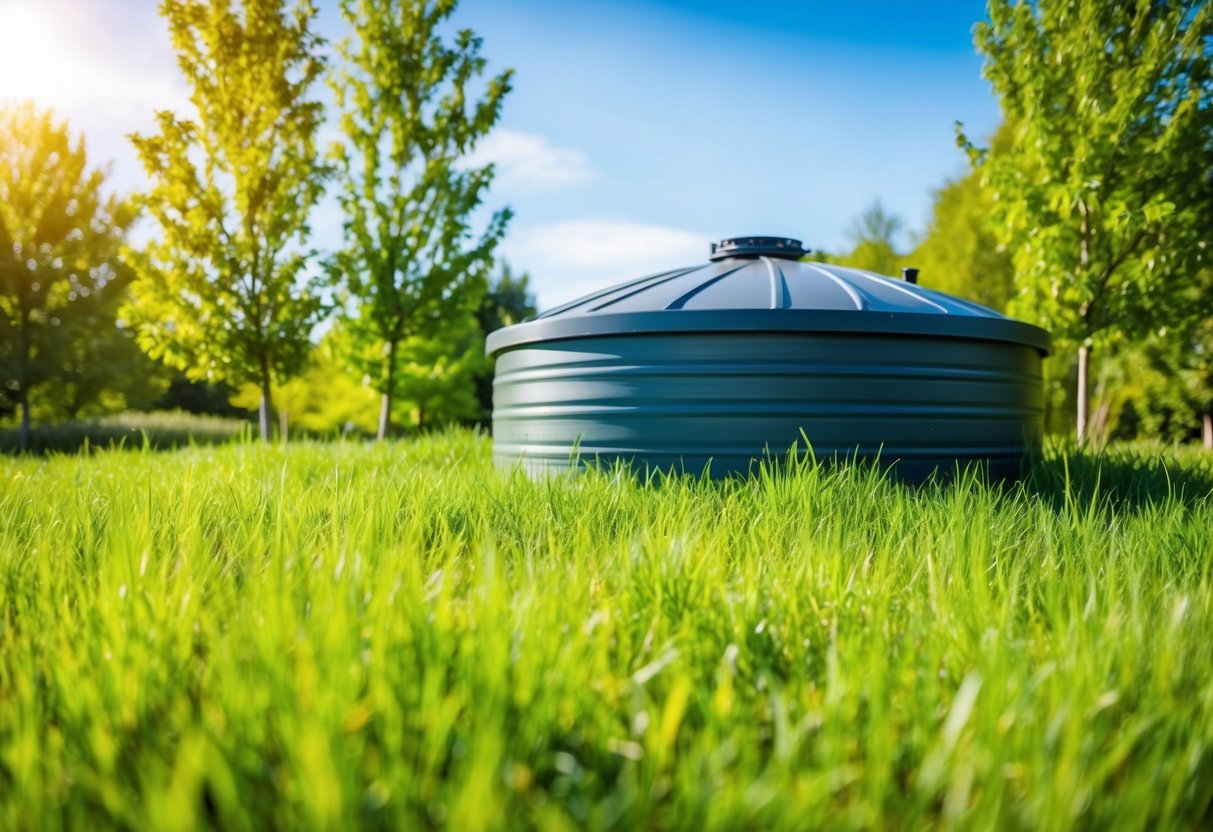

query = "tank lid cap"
[[709, 236, 809, 261]]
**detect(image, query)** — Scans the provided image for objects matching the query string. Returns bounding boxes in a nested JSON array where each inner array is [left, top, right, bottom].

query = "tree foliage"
[[837, 200, 906, 276], [329, 0, 512, 439], [963, 0, 1213, 440], [126, 0, 330, 441], [326, 314, 484, 433], [1096, 269, 1213, 444], [230, 330, 379, 436], [0, 102, 139, 447], [474, 262, 536, 423], [909, 159, 1015, 312]]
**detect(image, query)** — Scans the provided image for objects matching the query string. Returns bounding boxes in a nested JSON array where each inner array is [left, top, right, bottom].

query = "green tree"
[[909, 159, 1015, 312], [962, 0, 1213, 441], [0, 102, 138, 448], [329, 0, 512, 440], [838, 200, 906, 276], [329, 312, 483, 432], [1097, 270, 1213, 445], [474, 262, 536, 422], [393, 313, 485, 431], [230, 329, 379, 437], [126, 0, 329, 441], [33, 328, 168, 423]]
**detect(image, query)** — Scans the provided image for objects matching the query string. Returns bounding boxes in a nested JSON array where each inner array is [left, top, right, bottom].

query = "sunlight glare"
[[0, 1, 87, 109]]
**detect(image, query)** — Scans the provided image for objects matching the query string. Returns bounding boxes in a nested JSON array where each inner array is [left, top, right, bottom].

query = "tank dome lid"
[[487, 237, 1050, 356]]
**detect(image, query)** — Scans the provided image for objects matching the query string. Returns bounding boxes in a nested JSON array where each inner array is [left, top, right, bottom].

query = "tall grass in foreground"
[[1, 432, 1211, 829]]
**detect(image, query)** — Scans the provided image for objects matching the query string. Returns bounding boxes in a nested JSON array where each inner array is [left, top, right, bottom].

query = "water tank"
[[486, 236, 1050, 481]]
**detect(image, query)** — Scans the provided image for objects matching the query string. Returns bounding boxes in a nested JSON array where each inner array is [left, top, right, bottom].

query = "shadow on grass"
[[0, 411, 254, 456], [623, 442, 1213, 514], [1024, 443, 1213, 512]]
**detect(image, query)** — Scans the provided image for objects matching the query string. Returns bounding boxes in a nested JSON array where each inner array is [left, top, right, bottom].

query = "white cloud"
[[501, 218, 709, 310], [464, 129, 596, 192]]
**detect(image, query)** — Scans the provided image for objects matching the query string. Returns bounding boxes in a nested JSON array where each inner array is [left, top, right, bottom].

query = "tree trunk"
[[258, 356, 272, 443], [1203, 412, 1212, 450], [258, 386, 272, 442], [18, 386, 30, 451], [279, 408, 289, 445], [1076, 345, 1090, 444], [377, 391, 392, 441], [377, 342, 397, 441]]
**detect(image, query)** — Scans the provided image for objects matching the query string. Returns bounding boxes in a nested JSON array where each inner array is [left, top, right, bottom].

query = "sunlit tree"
[[962, 0, 1213, 442], [329, 0, 512, 439], [0, 103, 138, 448], [910, 153, 1014, 311], [126, 0, 329, 441]]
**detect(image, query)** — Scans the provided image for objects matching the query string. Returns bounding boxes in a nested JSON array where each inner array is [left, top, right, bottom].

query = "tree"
[[327, 313, 483, 433], [32, 327, 168, 423], [474, 262, 536, 422], [838, 200, 906, 276], [0, 102, 138, 448], [329, 0, 512, 440], [126, 0, 330, 441], [392, 313, 485, 431], [909, 156, 1015, 312], [962, 0, 1213, 442], [230, 329, 379, 436], [1096, 269, 1213, 445]]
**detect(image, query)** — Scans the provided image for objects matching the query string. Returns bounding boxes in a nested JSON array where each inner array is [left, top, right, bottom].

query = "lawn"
[[1, 432, 1211, 829]]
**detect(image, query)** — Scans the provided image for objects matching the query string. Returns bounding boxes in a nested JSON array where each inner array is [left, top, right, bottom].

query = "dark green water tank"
[[486, 236, 1050, 481]]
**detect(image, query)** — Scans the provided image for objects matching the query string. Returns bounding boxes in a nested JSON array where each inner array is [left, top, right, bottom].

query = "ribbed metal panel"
[[492, 332, 1044, 481]]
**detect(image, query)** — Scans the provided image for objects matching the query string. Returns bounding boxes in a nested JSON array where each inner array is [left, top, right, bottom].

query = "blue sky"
[[0, 0, 1002, 309]]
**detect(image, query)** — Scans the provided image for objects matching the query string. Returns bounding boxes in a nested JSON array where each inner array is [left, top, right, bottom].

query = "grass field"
[[2, 432, 1212, 829]]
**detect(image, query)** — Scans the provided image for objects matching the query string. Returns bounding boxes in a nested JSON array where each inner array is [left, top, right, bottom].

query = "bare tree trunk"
[[377, 343, 396, 441], [18, 386, 30, 451], [377, 392, 392, 441], [258, 356, 273, 443], [259, 387, 272, 442], [279, 408, 288, 445], [1076, 345, 1090, 444], [1203, 412, 1212, 450]]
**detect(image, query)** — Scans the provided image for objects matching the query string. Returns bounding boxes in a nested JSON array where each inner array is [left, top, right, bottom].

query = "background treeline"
[[2, 0, 1212, 451], [824, 0, 1213, 447], [1, 0, 537, 451]]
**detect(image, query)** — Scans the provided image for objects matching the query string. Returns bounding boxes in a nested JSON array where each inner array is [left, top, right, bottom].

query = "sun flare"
[[0, 1, 86, 109]]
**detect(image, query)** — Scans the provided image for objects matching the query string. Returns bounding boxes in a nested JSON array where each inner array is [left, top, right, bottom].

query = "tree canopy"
[[963, 0, 1213, 440], [329, 0, 512, 439], [908, 159, 1014, 312], [0, 102, 139, 448], [126, 0, 330, 441], [836, 200, 906, 276]]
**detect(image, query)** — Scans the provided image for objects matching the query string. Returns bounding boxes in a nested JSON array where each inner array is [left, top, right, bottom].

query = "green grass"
[[1, 432, 1211, 830], [0, 411, 253, 455]]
